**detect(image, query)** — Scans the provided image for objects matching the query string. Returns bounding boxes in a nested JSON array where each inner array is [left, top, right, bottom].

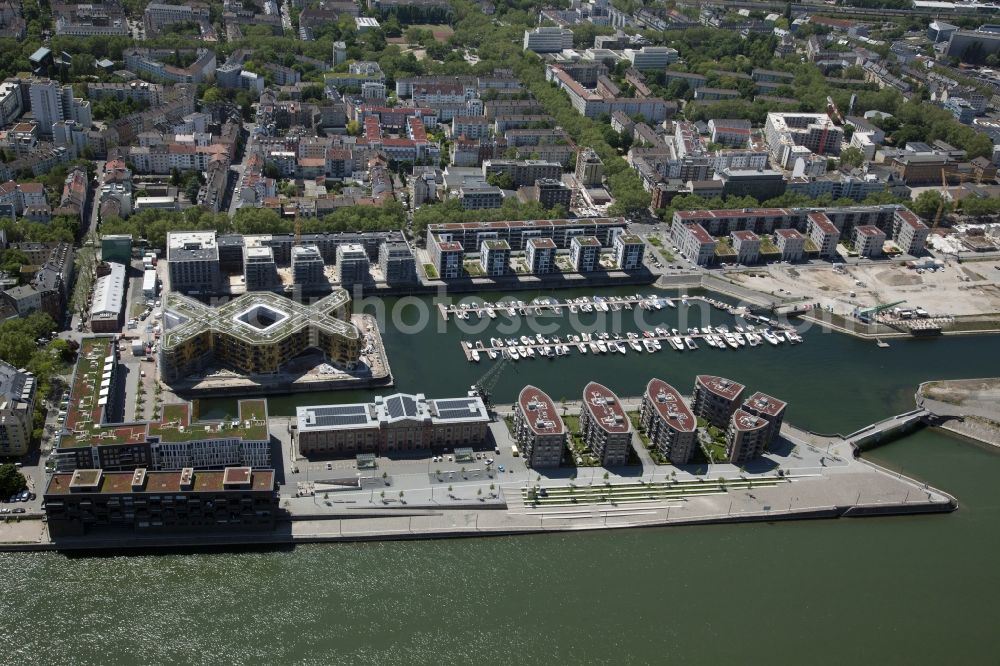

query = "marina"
[[460, 324, 802, 362], [437, 293, 761, 321]]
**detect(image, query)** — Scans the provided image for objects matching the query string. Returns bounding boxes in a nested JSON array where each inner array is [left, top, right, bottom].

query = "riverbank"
[[1, 413, 957, 553], [917, 378, 1000, 447]]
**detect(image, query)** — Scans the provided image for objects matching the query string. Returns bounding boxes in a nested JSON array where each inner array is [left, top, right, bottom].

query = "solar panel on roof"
[[386, 395, 417, 419], [310, 404, 371, 427]]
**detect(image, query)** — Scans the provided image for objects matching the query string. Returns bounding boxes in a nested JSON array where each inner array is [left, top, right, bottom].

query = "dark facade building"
[[44, 466, 280, 537]]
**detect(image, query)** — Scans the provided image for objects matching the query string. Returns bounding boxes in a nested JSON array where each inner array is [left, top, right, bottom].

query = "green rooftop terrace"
[[162, 290, 358, 351]]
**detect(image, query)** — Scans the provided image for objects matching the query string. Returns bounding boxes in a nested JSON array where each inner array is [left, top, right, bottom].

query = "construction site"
[[727, 258, 1000, 335]]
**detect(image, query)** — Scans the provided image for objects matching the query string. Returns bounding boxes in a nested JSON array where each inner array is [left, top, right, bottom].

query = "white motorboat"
[[470, 349, 480, 362], [684, 337, 698, 351]]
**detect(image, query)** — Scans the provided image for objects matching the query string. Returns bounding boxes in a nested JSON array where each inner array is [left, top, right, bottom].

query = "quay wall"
[[11, 495, 956, 554]]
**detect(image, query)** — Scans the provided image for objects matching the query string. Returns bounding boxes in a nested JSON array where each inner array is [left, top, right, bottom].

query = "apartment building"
[[44, 467, 279, 537], [692, 375, 746, 429], [624, 46, 679, 71], [480, 239, 511, 277], [244, 245, 278, 291], [428, 237, 464, 279], [378, 239, 417, 285], [580, 382, 632, 466], [523, 26, 573, 53], [54, 2, 127, 36], [671, 221, 717, 266], [807, 212, 841, 259], [336, 243, 371, 289], [514, 386, 565, 468], [764, 112, 843, 164], [426, 217, 626, 252], [708, 119, 752, 147], [296, 392, 488, 456], [613, 233, 644, 270], [725, 410, 770, 464], [892, 208, 930, 255], [853, 225, 886, 258], [526, 237, 557, 274], [570, 235, 601, 272], [731, 230, 761, 264], [774, 228, 806, 262], [159, 291, 360, 382], [291, 244, 325, 288], [459, 185, 504, 210], [167, 231, 221, 293], [0, 361, 35, 457], [640, 378, 697, 465], [124, 48, 217, 84], [575, 148, 604, 187], [741, 391, 786, 448], [483, 159, 562, 188]]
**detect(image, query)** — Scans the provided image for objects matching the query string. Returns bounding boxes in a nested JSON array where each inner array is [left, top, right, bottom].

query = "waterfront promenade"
[[0, 405, 956, 552]]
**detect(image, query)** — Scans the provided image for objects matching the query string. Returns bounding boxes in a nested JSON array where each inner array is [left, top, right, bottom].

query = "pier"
[[438, 293, 764, 322]]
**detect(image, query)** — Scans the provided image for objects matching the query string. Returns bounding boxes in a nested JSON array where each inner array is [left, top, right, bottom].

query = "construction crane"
[[933, 167, 975, 230], [471, 354, 514, 412], [854, 300, 906, 323]]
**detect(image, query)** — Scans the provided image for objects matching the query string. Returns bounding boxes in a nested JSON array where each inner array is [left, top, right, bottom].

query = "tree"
[[0, 248, 31, 281], [912, 189, 947, 221], [839, 147, 864, 169], [0, 464, 27, 498]]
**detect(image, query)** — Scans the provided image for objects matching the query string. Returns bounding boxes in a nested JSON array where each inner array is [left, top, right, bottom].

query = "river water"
[[3, 288, 999, 664]]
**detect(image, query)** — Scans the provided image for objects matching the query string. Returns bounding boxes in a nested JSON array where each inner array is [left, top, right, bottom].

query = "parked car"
[[12, 508, 25, 514]]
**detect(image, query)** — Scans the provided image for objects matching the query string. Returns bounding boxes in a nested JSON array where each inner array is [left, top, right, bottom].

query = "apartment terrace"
[[45, 467, 276, 496], [162, 290, 357, 352], [64, 336, 114, 433], [147, 399, 268, 443]]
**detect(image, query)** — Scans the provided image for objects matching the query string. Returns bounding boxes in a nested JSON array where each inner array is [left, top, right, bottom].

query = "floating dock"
[[460, 327, 802, 362], [440, 293, 777, 322]]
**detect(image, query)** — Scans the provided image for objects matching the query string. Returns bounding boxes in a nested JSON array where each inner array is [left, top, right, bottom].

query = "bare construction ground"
[[730, 261, 1000, 318]]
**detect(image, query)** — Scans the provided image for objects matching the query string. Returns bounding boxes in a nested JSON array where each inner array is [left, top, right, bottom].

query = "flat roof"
[[732, 230, 759, 241], [696, 375, 745, 401], [774, 228, 804, 239], [895, 208, 928, 230], [427, 217, 625, 232], [527, 237, 557, 248], [744, 391, 786, 417], [854, 225, 885, 237], [731, 408, 767, 432], [645, 379, 695, 432], [582, 382, 630, 434], [517, 385, 565, 436], [807, 212, 839, 235], [685, 223, 715, 244], [162, 290, 358, 352], [45, 467, 275, 496]]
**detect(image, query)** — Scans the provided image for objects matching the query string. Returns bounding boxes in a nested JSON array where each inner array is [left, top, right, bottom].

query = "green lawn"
[[463, 261, 485, 277], [422, 263, 438, 279]]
